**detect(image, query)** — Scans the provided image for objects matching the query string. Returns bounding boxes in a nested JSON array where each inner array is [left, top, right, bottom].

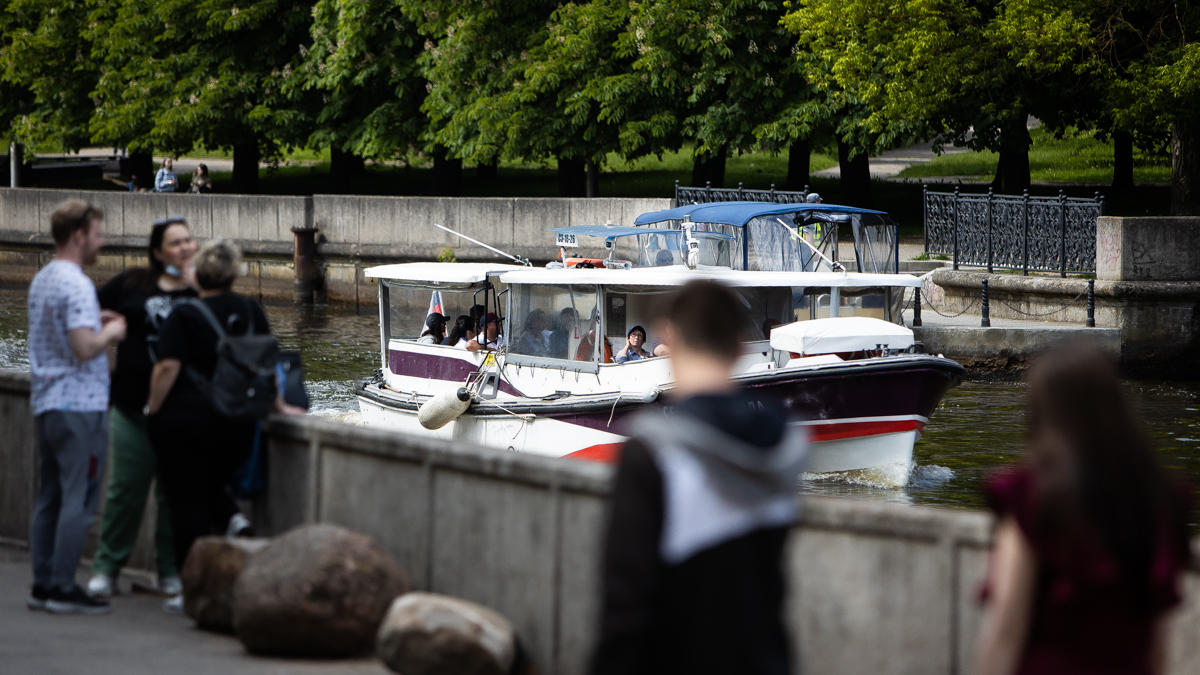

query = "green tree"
[[88, 0, 315, 192], [289, 0, 425, 189]]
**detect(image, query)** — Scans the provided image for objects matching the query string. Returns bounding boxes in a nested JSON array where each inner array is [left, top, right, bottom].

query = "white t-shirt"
[[27, 260, 110, 414], [474, 333, 505, 350]]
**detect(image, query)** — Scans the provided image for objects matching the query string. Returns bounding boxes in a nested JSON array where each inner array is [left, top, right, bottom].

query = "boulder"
[[181, 536, 270, 631], [376, 592, 516, 675], [231, 523, 410, 657]]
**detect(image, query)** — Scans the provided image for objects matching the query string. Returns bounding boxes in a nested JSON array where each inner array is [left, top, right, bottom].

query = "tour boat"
[[356, 260, 963, 481]]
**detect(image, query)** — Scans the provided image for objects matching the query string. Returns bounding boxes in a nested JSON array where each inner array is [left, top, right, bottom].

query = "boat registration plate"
[[556, 232, 579, 248], [483, 353, 497, 367]]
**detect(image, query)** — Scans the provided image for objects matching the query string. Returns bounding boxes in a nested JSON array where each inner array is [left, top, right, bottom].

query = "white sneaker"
[[162, 594, 184, 615], [226, 513, 253, 538], [159, 575, 182, 596], [86, 574, 117, 599]]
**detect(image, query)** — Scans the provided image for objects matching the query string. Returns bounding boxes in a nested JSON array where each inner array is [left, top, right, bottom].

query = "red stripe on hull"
[[564, 443, 623, 463], [805, 419, 925, 442]]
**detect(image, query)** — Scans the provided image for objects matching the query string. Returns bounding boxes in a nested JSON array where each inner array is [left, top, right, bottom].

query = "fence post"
[[923, 184, 929, 255], [770, 184, 777, 202], [1086, 279, 1095, 327], [1022, 189, 1030, 276], [738, 182, 744, 199], [1097, 191, 1106, 217], [981, 278, 991, 327], [912, 287, 922, 327], [673, 180, 680, 207], [1059, 190, 1067, 278], [706, 181, 712, 201], [952, 187, 960, 271], [986, 187, 994, 273]]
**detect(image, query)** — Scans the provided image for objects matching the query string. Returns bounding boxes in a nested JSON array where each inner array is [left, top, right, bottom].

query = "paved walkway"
[[0, 545, 390, 674], [814, 141, 972, 179]]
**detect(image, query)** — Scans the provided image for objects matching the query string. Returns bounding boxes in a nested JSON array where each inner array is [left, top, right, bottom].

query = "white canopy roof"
[[496, 266, 922, 288], [769, 317, 915, 355], [364, 262, 527, 284]]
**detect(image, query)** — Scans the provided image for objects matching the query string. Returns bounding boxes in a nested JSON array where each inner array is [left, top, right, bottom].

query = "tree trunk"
[[837, 138, 871, 206], [329, 146, 365, 193], [1112, 129, 1134, 192], [232, 142, 260, 194], [1171, 117, 1200, 216], [120, 150, 154, 191], [991, 118, 1031, 195], [431, 147, 462, 196], [786, 139, 810, 192], [690, 147, 727, 188], [557, 157, 585, 197], [476, 161, 498, 183], [586, 160, 600, 198]]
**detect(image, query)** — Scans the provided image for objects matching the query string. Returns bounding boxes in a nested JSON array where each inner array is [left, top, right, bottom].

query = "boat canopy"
[[497, 266, 921, 288], [548, 225, 735, 242], [364, 262, 526, 286], [769, 317, 915, 355], [633, 201, 887, 227]]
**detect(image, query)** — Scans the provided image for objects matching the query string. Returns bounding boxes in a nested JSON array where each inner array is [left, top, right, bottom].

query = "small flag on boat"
[[428, 291, 444, 316]]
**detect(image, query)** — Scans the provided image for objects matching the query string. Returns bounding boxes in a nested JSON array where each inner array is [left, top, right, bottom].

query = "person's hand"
[[102, 315, 127, 343], [100, 309, 122, 324]]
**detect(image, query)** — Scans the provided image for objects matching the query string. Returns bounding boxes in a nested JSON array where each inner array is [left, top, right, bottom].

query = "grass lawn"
[[897, 127, 1171, 184]]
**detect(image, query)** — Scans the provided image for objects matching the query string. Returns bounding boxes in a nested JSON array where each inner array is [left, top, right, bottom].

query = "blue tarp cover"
[[548, 225, 734, 240], [632, 201, 887, 227]]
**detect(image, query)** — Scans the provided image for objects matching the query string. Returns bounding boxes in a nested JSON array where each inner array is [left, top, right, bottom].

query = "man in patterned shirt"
[[26, 200, 126, 614]]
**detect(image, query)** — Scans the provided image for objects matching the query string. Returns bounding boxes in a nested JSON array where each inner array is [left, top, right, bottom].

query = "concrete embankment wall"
[[3, 369, 1200, 674], [0, 188, 670, 304]]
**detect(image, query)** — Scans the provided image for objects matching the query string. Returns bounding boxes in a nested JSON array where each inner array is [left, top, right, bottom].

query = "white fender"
[[418, 387, 473, 430]]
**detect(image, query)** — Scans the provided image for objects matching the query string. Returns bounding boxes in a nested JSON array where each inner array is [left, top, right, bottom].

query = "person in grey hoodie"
[[590, 279, 808, 675]]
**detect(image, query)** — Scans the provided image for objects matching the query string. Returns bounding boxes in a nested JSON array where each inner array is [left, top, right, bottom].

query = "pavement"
[[0, 544, 390, 675], [814, 140, 972, 180]]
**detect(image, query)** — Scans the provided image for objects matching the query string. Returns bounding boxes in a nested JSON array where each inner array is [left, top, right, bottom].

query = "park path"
[[0, 545, 390, 675], [814, 140, 971, 179]]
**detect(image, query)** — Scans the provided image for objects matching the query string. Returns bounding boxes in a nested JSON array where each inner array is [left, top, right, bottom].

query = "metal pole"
[[9, 142, 21, 188], [952, 187, 960, 271], [1059, 190, 1067, 278], [738, 182, 744, 199], [894, 224, 900, 274], [829, 286, 840, 318], [706, 180, 712, 201], [986, 187, 994, 274], [1022, 189, 1030, 275], [1086, 279, 1095, 327], [673, 179, 680, 207], [981, 279, 991, 327], [912, 287, 922, 327], [922, 185, 929, 255]]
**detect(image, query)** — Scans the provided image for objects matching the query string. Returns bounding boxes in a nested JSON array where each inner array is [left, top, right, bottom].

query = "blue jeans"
[[31, 411, 109, 589]]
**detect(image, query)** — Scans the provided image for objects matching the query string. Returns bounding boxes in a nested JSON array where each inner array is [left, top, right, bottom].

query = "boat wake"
[[802, 462, 955, 490]]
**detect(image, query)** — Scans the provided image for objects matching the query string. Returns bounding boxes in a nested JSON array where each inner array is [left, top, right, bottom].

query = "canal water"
[[2, 288, 1197, 509]]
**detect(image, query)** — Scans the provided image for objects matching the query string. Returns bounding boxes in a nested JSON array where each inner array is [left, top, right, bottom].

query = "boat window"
[[745, 215, 839, 272], [509, 284, 601, 361], [385, 281, 504, 343], [735, 287, 794, 339], [611, 230, 733, 269]]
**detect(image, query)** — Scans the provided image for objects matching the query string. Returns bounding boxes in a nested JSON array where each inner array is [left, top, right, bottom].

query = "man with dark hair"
[[27, 200, 126, 614], [591, 279, 808, 675]]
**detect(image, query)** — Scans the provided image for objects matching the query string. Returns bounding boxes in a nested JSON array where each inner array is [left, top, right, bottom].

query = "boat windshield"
[[385, 281, 504, 342], [609, 230, 733, 269], [508, 284, 602, 362]]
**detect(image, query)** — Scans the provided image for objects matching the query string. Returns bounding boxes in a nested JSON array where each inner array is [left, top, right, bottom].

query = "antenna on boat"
[[432, 223, 533, 266], [775, 217, 844, 272]]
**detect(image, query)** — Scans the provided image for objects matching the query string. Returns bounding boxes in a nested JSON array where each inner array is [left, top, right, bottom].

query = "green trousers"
[[91, 407, 178, 579]]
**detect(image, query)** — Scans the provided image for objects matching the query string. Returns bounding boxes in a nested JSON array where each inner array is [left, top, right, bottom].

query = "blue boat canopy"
[[548, 225, 734, 241], [632, 201, 887, 227]]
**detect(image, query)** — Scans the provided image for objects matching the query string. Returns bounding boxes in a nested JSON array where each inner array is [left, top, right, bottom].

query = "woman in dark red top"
[[975, 345, 1191, 675]]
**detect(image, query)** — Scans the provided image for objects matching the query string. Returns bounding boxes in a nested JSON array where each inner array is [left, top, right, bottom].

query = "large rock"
[[231, 524, 410, 657], [376, 592, 516, 675], [182, 536, 270, 631]]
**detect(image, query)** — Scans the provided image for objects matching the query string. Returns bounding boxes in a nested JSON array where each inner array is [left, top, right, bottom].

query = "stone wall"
[[1096, 216, 1200, 282], [3, 369, 1199, 674], [0, 188, 670, 304]]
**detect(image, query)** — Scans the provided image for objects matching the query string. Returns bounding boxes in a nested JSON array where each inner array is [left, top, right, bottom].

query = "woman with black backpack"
[[144, 238, 304, 613]]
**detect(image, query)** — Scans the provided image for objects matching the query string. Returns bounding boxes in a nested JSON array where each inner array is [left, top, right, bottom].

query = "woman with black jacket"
[[86, 216, 197, 600]]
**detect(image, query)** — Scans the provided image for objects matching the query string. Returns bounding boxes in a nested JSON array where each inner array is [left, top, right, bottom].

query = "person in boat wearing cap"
[[615, 325, 651, 363], [466, 313, 504, 352], [418, 313, 448, 345]]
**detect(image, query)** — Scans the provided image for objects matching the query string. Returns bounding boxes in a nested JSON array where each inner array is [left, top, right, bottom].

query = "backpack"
[[183, 297, 280, 420]]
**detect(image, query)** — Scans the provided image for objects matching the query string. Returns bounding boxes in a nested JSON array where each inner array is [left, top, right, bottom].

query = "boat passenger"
[[516, 309, 549, 356], [444, 315, 474, 347], [655, 249, 674, 267], [614, 325, 651, 363], [466, 313, 504, 352], [417, 313, 448, 345], [548, 308, 577, 359], [762, 318, 782, 339]]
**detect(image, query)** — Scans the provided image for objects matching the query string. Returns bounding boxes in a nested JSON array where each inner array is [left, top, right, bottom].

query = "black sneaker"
[[26, 584, 50, 611], [45, 585, 113, 615]]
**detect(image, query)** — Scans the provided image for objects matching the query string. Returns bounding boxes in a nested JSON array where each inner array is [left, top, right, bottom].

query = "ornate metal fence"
[[924, 187, 1105, 276], [673, 180, 813, 206]]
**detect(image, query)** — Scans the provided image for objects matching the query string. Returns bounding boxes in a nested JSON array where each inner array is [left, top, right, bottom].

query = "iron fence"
[[673, 180, 814, 206], [923, 187, 1105, 276]]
